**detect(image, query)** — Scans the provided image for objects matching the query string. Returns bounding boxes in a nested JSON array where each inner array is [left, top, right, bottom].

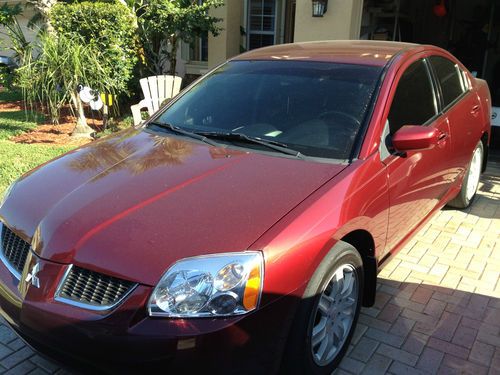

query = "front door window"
[[387, 59, 437, 134]]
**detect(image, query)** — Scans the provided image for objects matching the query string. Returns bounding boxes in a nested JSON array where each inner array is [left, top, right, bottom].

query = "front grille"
[[0, 225, 30, 276], [57, 266, 136, 308]]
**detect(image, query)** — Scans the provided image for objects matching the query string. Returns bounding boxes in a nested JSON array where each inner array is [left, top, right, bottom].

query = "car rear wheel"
[[447, 141, 483, 209], [281, 242, 363, 374]]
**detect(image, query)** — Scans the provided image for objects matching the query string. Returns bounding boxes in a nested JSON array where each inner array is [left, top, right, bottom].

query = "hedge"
[[50, 1, 137, 95]]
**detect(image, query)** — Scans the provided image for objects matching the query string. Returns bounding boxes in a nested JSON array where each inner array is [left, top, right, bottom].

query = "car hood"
[[1, 128, 346, 286]]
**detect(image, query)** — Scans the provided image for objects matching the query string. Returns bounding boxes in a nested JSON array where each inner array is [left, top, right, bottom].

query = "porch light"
[[312, 0, 328, 17]]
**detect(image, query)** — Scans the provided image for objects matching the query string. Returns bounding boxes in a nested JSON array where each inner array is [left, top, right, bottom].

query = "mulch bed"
[[0, 101, 24, 112], [0, 100, 100, 147]]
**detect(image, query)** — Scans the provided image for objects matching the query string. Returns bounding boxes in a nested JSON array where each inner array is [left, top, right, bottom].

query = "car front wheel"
[[282, 242, 363, 374]]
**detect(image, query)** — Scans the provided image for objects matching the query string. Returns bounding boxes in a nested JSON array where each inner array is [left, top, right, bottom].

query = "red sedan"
[[0, 41, 491, 374]]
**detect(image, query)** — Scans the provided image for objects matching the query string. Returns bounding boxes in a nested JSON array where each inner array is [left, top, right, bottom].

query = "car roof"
[[232, 40, 423, 67]]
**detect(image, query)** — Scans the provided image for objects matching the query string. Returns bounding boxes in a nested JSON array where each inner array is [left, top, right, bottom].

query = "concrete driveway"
[[0, 168, 498, 375]]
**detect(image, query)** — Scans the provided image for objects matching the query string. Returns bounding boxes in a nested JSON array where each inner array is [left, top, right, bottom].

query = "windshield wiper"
[[194, 131, 304, 158], [148, 121, 219, 147]]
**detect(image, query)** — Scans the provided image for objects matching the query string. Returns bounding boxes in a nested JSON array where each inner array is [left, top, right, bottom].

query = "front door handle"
[[471, 105, 480, 115], [438, 131, 448, 141], [437, 130, 448, 147]]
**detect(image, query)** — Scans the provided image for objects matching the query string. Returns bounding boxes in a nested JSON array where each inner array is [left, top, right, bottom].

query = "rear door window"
[[429, 56, 466, 108], [387, 59, 437, 134]]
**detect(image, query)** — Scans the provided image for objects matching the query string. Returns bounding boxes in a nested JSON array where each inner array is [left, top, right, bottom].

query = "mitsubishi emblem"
[[25, 263, 40, 288]]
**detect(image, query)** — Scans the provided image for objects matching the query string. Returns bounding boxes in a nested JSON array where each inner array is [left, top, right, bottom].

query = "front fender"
[[249, 153, 389, 307]]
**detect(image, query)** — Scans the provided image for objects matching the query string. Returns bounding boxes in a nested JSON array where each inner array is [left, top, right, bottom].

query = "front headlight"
[[0, 180, 16, 209], [148, 251, 264, 318]]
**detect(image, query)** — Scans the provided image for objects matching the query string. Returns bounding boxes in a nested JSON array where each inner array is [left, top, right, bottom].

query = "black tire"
[[281, 241, 364, 375], [447, 141, 484, 209]]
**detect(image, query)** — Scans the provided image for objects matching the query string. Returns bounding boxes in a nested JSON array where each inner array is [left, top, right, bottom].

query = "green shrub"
[[0, 89, 22, 102], [50, 1, 137, 95], [0, 66, 15, 89]]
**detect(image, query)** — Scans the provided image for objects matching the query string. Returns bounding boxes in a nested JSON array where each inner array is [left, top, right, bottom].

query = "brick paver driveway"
[[0, 169, 498, 374], [337, 166, 500, 375]]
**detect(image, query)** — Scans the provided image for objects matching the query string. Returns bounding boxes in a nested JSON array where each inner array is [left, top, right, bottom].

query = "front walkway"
[[337, 165, 500, 375], [0, 168, 498, 374]]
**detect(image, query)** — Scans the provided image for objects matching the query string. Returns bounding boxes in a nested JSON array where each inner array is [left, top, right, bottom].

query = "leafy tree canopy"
[[142, 0, 222, 44], [139, 0, 223, 74]]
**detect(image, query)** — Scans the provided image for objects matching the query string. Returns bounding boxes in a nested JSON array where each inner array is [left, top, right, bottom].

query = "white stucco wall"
[[0, 4, 37, 57], [294, 0, 363, 42]]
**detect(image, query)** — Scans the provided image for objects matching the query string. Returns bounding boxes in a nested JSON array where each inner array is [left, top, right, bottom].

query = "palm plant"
[[69, 138, 138, 175], [17, 33, 121, 136], [68, 135, 194, 177], [129, 137, 194, 174]]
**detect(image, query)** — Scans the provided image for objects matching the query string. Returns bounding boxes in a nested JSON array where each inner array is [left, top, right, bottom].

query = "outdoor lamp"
[[312, 0, 328, 17]]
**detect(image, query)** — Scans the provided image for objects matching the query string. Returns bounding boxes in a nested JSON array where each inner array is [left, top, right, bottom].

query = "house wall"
[[208, 2, 244, 69], [206, 0, 364, 70], [294, 0, 363, 42], [0, 4, 38, 58]]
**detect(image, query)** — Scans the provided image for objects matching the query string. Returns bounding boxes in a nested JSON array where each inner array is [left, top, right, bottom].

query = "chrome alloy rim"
[[466, 146, 482, 201], [310, 264, 358, 366]]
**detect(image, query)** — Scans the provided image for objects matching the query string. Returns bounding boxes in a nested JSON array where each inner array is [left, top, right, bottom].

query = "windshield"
[[154, 60, 382, 159]]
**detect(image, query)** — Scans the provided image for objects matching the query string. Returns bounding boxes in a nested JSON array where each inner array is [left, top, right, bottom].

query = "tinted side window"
[[388, 60, 437, 134], [430, 56, 465, 108]]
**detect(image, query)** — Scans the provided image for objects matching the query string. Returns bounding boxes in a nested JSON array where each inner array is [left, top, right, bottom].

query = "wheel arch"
[[340, 230, 377, 307], [481, 131, 489, 172]]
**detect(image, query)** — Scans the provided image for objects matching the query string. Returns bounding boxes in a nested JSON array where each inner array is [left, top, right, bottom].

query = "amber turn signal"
[[243, 263, 262, 310]]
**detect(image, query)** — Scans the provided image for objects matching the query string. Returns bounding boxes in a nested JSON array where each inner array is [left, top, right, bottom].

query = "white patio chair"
[[131, 75, 182, 126]]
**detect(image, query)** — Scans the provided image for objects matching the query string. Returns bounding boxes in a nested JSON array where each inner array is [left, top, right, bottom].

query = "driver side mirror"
[[392, 125, 441, 152]]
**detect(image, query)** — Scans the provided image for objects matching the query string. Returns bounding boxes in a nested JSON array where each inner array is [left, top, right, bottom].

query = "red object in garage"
[[433, 0, 447, 17]]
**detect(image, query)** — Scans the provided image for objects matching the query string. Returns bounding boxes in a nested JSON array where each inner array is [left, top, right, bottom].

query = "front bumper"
[[0, 251, 297, 374]]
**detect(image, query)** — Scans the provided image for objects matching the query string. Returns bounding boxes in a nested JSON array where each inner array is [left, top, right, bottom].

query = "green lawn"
[[0, 101, 74, 197], [0, 110, 44, 139], [0, 90, 132, 198]]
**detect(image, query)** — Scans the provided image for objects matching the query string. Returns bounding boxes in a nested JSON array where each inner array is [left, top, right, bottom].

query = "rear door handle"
[[471, 105, 480, 115]]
